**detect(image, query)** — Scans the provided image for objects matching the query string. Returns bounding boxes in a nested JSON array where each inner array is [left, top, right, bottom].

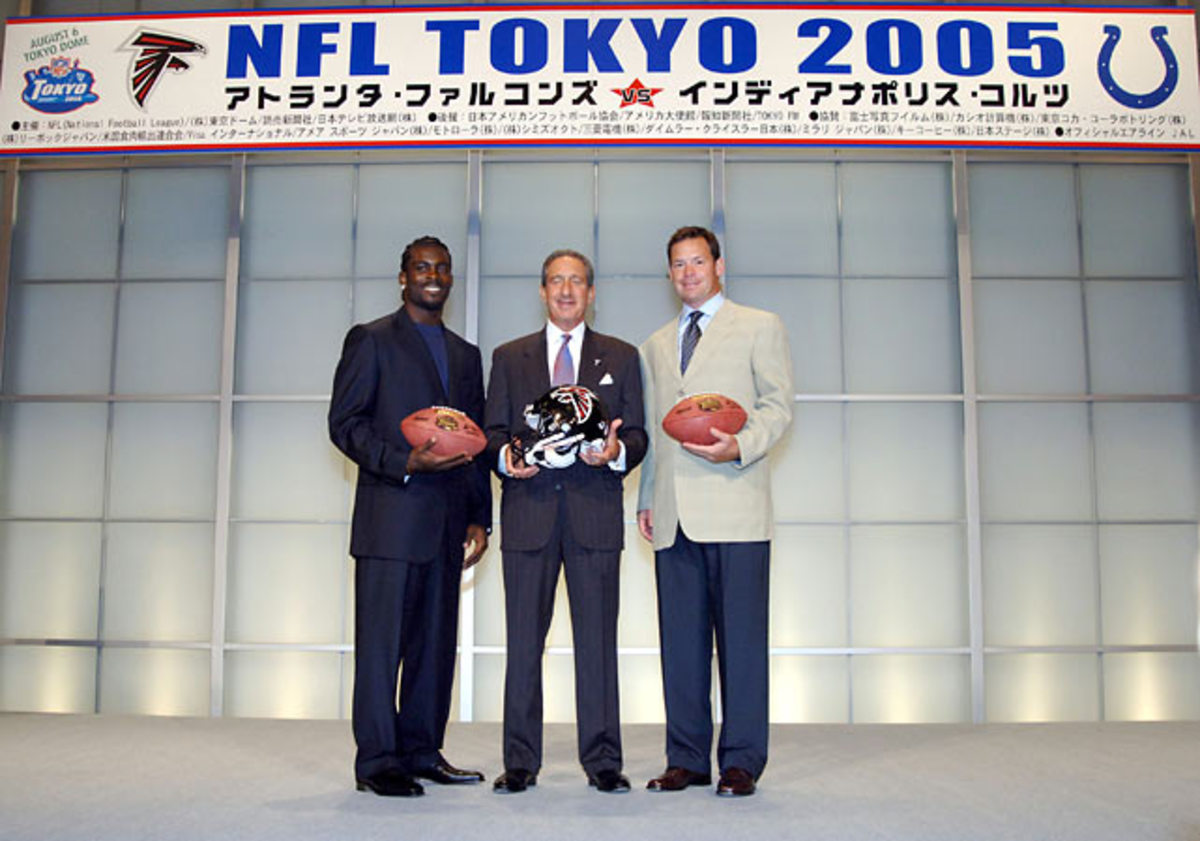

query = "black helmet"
[[513, 385, 609, 469]]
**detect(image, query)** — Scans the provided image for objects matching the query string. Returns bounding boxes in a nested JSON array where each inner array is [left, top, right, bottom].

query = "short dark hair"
[[540, 249, 595, 287], [400, 236, 451, 274], [667, 226, 721, 261]]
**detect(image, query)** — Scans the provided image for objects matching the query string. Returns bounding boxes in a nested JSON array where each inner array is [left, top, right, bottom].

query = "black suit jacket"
[[329, 307, 491, 562], [484, 327, 647, 552]]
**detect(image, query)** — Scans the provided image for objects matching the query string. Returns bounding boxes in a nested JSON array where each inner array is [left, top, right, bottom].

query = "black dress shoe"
[[646, 766, 712, 792], [412, 758, 485, 785], [716, 767, 756, 797], [493, 768, 537, 794], [355, 769, 424, 797], [588, 769, 631, 793]]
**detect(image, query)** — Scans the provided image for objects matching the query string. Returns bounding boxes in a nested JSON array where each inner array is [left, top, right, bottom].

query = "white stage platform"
[[2, 715, 1197, 841]]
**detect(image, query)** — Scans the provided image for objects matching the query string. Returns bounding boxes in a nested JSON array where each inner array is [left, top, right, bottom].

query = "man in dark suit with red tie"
[[484, 249, 647, 794], [329, 236, 491, 798]]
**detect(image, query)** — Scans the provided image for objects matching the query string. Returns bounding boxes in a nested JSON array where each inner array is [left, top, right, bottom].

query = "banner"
[[2, 3, 1198, 155]]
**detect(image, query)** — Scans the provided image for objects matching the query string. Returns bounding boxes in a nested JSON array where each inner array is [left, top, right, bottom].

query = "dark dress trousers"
[[483, 327, 646, 775], [329, 306, 490, 780]]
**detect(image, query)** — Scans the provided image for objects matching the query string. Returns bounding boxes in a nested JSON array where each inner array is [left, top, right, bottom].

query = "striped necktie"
[[680, 311, 703, 374]]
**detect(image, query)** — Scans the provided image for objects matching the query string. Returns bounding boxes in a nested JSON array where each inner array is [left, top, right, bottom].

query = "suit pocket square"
[[599, 373, 614, 385]]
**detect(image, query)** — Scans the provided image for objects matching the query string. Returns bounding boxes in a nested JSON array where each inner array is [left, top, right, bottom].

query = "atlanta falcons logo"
[[550, 385, 596, 422], [121, 31, 205, 109]]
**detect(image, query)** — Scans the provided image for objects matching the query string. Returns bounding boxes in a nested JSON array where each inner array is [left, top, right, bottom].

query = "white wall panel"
[[123, 168, 229, 280], [478, 276, 550, 371], [979, 403, 1093, 522], [14, 170, 121, 281], [986, 654, 1100, 722], [236, 280, 352, 395], [355, 163, 467, 279], [99, 648, 209, 716], [969, 164, 1079, 278], [1080, 164, 1189, 279], [4, 283, 116, 395], [974, 280, 1087, 395], [771, 655, 849, 723], [851, 655, 971, 723], [0, 402, 109, 518], [103, 523, 214, 642], [589, 276, 679, 350], [114, 282, 223, 394], [726, 162, 839, 277], [1104, 653, 1200, 721], [843, 278, 960, 393], [618, 653, 665, 724], [224, 651, 343, 719], [770, 525, 847, 647], [472, 540, 506, 647], [227, 524, 347, 645], [847, 403, 963, 522], [108, 403, 218, 519], [242, 165, 353, 280], [0, 522, 101, 639], [1100, 525, 1199, 646], [841, 163, 953, 278], [1093, 403, 1199, 521], [0, 646, 96, 713], [598, 162, 709, 276], [472, 653, 505, 721], [1086, 281, 1199, 395], [982, 525, 1098, 647], [618, 523, 659, 648], [481, 162, 592, 276], [232, 402, 348, 521], [735, 277, 842, 394], [770, 404, 845, 523], [850, 525, 967, 648]]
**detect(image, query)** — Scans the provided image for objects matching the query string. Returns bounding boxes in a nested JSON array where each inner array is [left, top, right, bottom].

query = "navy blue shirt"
[[414, 321, 450, 396]]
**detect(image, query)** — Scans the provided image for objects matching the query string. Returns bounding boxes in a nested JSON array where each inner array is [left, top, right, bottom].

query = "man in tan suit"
[[637, 226, 793, 798]]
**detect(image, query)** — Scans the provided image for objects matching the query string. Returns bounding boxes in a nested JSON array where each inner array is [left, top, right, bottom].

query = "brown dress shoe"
[[646, 766, 712, 792], [716, 767, 756, 797]]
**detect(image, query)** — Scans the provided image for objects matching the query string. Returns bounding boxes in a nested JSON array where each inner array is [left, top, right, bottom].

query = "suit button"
[[554, 483, 563, 491]]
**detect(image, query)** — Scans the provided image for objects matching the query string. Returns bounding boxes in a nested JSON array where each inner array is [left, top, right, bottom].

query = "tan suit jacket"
[[638, 300, 794, 551]]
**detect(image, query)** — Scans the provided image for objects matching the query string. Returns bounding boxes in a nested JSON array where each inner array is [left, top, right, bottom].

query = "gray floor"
[[2, 715, 1198, 841]]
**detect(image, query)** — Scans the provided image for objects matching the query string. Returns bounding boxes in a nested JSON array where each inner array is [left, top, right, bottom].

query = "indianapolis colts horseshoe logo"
[[1097, 24, 1178, 109]]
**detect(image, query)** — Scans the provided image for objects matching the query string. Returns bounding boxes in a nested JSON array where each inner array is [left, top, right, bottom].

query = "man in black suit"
[[329, 236, 491, 798], [484, 249, 647, 794]]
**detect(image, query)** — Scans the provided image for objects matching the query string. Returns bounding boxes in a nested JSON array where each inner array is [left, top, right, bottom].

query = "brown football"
[[663, 393, 748, 445], [401, 406, 486, 458]]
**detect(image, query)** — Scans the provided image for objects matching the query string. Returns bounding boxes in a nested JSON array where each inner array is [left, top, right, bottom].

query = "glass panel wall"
[[1, 150, 1197, 726], [2, 165, 228, 715], [971, 161, 1200, 722]]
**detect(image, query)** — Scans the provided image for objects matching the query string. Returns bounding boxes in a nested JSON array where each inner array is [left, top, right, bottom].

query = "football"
[[400, 406, 487, 458], [663, 393, 748, 446]]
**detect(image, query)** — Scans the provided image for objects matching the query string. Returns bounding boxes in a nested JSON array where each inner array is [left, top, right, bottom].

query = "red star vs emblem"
[[612, 78, 664, 108]]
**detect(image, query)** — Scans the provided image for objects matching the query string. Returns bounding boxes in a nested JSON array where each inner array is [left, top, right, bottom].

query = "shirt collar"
[[545, 321, 585, 343], [680, 291, 725, 325]]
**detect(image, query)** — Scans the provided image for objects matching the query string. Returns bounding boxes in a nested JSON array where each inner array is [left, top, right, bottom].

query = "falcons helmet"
[[513, 385, 609, 469]]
